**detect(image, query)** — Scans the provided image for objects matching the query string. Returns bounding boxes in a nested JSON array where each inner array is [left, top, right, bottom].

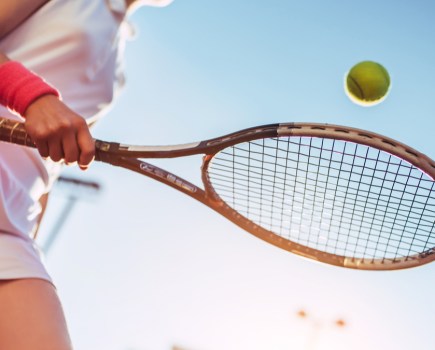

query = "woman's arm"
[[0, 53, 8, 65], [0, 0, 48, 39]]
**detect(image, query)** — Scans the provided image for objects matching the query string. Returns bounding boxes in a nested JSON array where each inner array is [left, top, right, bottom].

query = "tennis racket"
[[1, 117, 434, 270]]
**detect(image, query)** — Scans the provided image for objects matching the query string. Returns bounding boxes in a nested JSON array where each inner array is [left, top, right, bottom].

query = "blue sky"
[[38, 1, 435, 349]]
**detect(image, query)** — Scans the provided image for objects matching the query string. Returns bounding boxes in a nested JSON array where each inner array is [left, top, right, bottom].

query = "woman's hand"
[[24, 95, 95, 170]]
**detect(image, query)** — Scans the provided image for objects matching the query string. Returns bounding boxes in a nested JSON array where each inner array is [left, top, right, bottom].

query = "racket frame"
[[95, 123, 435, 270]]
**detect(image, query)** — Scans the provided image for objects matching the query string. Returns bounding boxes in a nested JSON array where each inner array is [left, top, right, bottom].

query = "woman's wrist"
[[0, 61, 59, 117]]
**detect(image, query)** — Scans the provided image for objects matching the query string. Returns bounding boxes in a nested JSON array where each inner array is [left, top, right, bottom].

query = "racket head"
[[201, 123, 435, 270]]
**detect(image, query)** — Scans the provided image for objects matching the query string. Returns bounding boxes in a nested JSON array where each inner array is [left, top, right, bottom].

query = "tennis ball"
[[345, 61, 391, 106]]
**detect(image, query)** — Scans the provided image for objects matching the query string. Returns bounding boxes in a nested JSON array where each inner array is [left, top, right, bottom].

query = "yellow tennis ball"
[[345, 61, 391, 106]]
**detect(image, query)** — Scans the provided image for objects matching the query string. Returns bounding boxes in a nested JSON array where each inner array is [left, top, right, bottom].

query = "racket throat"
[[95, 140, 121, 164]]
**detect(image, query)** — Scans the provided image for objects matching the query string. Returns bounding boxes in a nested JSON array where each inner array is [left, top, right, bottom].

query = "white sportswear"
[[0, 0, 130, 281]]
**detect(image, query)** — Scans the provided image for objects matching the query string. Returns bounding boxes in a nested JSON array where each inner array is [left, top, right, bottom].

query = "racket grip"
[[0, 116, 121, 165], [0, 117, 34, 147]]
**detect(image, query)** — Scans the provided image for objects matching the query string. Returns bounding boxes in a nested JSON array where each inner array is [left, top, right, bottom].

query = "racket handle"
[[0, 116, 121, 165], [0, 117, 35, 147]]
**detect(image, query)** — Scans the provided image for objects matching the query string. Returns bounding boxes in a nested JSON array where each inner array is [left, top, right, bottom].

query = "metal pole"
[[42, 176, 101, 254]]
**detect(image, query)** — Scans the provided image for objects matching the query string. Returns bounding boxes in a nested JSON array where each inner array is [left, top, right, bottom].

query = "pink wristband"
[[0, 61, 60, 117]]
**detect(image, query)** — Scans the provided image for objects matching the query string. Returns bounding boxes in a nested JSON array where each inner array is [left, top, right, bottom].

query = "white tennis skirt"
[[0, 141, 59, 283]]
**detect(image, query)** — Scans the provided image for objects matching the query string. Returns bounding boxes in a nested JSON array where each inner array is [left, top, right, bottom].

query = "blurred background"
[[38, 1, 435, 349]]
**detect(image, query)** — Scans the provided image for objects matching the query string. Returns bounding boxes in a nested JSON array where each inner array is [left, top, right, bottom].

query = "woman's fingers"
[[24, 95, 95, 170], [76, 124, 95, 170]]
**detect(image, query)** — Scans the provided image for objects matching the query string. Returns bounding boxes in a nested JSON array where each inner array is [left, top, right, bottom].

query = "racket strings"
[[207, 136, 435, 261]]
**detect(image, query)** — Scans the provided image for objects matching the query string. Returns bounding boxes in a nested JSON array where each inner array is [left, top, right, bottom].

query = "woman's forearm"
[[0, 1, 48, 39], [0, 53, 10, 65]]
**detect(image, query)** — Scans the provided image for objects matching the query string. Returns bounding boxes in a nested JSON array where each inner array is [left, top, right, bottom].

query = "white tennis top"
[[0, 0, 129, 122]]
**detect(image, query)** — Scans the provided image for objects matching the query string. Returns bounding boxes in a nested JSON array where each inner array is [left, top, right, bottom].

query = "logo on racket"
[[140, 163, 197, 193]]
